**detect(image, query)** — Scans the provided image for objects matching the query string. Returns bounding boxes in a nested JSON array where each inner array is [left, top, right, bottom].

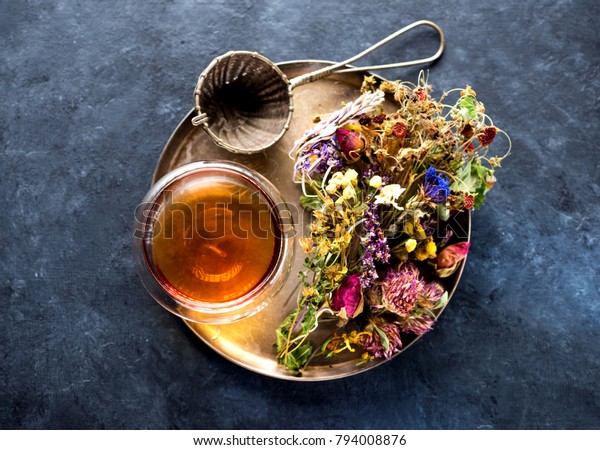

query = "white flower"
[[374, 184, 405, 210], [369, 175, 382, 189]]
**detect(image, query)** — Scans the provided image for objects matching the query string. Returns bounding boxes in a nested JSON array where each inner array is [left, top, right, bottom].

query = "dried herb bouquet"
[[276, 74, 511, 373]]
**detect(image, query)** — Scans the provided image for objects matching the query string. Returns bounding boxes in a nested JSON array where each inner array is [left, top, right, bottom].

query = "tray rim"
[[153, 59, 471, 381]]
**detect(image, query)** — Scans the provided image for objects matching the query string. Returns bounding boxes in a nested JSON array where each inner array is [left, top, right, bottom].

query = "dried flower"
[[372, 114, 386, 124], [463, 194, 475, 209], [414, 238, 437, 261], [392, 122, 407, 139], [369, 175, 383, 189], [405, 238, 417, 253], [290, 90, 385, 181], [330, 273, 363, 319], [362, 320, 403, 359], [424, 166, 450, 204], [489, 157, 501, 168], [374, 184, 406, 210], [437, 242, 470, 268], [414, 88, 427, 101], [336, 128, 365, 161], [358, 114, 371, 125], [461, 124, 474, 138], [277, 75, 510, 373], [479, 126, 497, 147], [420, 281, 445, 304], [294, 139, 343, 178], [359, 202, 390, 288], [378, 263, 424, 316], [460, 85, 477, 97], [399, 314, 435, 336]]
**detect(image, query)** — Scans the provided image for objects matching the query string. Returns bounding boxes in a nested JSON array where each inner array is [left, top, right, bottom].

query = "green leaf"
[[284, 342, 314, 372], [374, 325, 390, 351], [435, 291, 449, 309], [470, 161, 494, 208], [451, 161, 481, 194], [437, 204, 450, 222], [300, 194, 322, 211], [458, 96, 478, 122], [301, 305, 317, 334]]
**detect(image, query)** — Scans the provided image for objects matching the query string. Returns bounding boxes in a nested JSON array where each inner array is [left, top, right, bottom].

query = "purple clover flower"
[[399, 314, 435, 336], [362, 321, 403, 359], [379, 262, 424, 316], [424, 166, 450, 204], [359, 202, 390, 288]]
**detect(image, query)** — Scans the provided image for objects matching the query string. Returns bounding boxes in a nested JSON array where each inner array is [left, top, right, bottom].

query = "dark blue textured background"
[[1, 0, 598, 429]]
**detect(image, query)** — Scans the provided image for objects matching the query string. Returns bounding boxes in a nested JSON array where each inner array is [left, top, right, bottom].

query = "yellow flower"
[[317, 241, 332, 257], [299, 236, 314, 254], [426, 240, 437, 258], [302, 286, 318, 298], [414, 239, 437, 261], [344, 124, 362, 133], [313, 210, 325, 221], [415, 224, 427, 239], [405, 238, 417, 253], [414, 246, 429, 261]]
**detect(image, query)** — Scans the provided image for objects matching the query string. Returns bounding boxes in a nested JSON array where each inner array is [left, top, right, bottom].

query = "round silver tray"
[[153, 60, 470, 381]]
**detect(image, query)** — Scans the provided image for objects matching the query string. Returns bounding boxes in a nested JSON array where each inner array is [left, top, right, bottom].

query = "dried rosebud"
[[372, 114, 386, 124], [463, 194, 475, 209], [479, 127, 497, 147], [335, 128, 364, 161], [331, 273, 363, 319], [464, 142, 475, 152], [436, 242, 470, 269], [392, 122, 407, 139]]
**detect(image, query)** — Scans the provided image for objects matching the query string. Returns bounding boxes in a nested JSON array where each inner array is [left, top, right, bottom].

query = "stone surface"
[[1, 0, 599, 429]]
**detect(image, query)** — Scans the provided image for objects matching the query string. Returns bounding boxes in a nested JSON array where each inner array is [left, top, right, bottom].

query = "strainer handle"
[[289, 20, 445, 89]]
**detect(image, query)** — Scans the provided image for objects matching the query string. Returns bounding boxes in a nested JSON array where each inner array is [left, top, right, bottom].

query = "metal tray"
[[153, 60, 470, 381]]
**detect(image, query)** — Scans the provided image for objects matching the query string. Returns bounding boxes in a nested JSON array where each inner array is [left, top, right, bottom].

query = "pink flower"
[[399, 314, 435, 336], [435, 242, 470, 278], [379, 262, 424, 316], [331, 274, 363, 319], [362, 320, 403, 359], [436, 242, 470, 268], [335, 128, 364, 161]]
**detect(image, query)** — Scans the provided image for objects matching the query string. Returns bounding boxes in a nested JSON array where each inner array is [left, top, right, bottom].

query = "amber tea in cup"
[[134, 161, 293, 324]]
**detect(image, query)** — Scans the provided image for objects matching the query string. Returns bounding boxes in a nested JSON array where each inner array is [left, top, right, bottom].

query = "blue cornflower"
[[424, 166, 450, 204]]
